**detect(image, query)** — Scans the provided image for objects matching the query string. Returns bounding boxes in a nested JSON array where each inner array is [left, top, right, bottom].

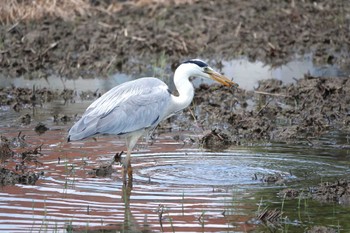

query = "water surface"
[[1, 54, 347, 92], [0, 111, 349, 232], [1, 56, 350, 232]]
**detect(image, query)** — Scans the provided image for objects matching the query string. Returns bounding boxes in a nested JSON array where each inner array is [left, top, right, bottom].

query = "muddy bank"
[[1, 0, 349, 78], [190, 76, 350, 147], [279, 179, 350, 207], [0, 134, 43, 185], [1, 75, 350, 147]]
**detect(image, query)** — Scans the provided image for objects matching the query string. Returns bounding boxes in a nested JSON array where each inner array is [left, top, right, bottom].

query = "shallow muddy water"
[[1, 101, 350, 232], [1, 54, 347, 93]]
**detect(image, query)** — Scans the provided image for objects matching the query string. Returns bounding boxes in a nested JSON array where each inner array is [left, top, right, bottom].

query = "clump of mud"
[[278, 188, 305, 200], [0, 134, 44, 185], [310, 179, 350, 205], [0, 168, 42, 185], [0, 137, 15, 163], [34, 122, 49, 135], [253, 172, 289, 185], [88, 152, 123, 177], [0, 86, 75, 111], [278, 179, 350, 207], [200, 129, 231, 150], [307, 226, 337, 233]]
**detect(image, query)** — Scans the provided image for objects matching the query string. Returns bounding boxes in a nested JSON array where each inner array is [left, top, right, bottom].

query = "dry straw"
[[0, 0, 93, 24], [0, 0, 194, 24]]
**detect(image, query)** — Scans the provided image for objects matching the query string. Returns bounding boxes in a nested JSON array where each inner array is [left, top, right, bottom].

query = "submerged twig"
[[254, 91, 290, 98]]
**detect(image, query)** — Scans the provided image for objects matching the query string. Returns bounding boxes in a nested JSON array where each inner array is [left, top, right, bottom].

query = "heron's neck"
[[171, 68, 195, 112]]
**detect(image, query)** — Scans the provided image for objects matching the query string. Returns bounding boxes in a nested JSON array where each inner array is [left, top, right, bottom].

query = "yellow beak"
[[206, 69, 238, 88]]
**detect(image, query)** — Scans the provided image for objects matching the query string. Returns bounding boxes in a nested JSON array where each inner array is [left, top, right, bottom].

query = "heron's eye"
[[203, 67, 210, 73]]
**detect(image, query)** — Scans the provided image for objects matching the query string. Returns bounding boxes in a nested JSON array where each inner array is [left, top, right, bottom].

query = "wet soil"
[[307, 226, 337, 233], [279, 179, 350, 206], [2, 75, 349, 147], [0, 134, 44, 185], [0, 0, 349, 78], [191, 76, 350, 147]]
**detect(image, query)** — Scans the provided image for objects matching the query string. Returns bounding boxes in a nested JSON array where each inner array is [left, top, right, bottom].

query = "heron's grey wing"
[[68, 78, 171, 141]]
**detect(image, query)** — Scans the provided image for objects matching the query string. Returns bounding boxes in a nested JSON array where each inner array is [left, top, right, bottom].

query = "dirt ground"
[[194, 76, 350, 147], [0, 0, 349, 78]]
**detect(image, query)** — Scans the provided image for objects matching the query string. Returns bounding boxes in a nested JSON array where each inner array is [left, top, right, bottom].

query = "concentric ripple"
[[132, 151, 349, 187]]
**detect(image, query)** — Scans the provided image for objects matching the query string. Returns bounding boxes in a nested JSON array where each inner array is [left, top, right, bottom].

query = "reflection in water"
[[0, 120, 349, 232], [0, 73, 132, 93], [221, 54, 346, 90], [121, 183, 153, 233]]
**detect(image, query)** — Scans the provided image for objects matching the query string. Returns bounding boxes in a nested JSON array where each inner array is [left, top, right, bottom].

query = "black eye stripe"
[[183, 59, 208, 68]]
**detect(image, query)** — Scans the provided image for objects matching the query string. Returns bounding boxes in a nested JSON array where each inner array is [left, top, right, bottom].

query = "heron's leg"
[[122, 150, 132, 185], [122, 146, 134, 186], [122, 164, 127, 184], [122, 131, 144, 184], [122, 143, 130, 184], [126, 150, 133, 183]]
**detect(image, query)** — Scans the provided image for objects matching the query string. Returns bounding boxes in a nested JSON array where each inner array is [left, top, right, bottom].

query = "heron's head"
[[181, 59, 238, 88]]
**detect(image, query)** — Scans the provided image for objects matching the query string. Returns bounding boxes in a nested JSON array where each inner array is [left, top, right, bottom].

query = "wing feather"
[[68, 78, 171, 141]]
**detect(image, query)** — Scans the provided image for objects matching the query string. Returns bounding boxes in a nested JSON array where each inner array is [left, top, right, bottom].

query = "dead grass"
[[134, 0, 196, 6], [0, 0, 195, 24], [0, 0, 95, 24]]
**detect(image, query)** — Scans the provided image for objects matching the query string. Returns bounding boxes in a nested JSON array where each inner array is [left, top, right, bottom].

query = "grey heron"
[[67, 59, 238, 181]]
